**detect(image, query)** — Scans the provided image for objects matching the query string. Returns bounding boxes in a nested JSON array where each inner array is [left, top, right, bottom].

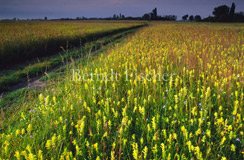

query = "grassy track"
[[0, 23, 145, 92], [0, 22, 243, 159], [0, 25, 142, 108]]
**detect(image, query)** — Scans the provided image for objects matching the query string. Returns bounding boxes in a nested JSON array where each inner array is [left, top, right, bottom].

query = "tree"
[[142, 13, 151, 20], [113, 14, 118, 20], [151, 8, 158, 20], [44, 17, 47, 20], [189, 15, 194, 21], [182, 14, 188, 21], [213, 5, 230, 17], [213, 5, 230, 21], [194, 15, 202, 22], [229, 3, 236, 16]]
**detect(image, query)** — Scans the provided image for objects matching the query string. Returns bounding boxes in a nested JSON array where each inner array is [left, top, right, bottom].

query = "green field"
[[0, 22, 243, 160], [0, 21, 142, 67], [0, 21, 144, 92]]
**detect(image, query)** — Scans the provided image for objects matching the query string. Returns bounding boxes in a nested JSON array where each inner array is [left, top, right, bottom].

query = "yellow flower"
[[153, 78, 157, 84], [227, 125, 232, 131], [152, 116, 157, 130], [231, 144, 236, 152], [143, 146, 148, 159], [28, 153, 35, 160], [160, 143, 166, 159], [206, 129, 211, 138], [45, 140, 52, 150], [195, 128, 201, 136], [84, 83, 89, 90], [27, 124, 32, 134], [111, 150, 115, 160], [221, 157, 227, 160], [232, 100, 239, 115], [14, 151, 21, 160], [220, 136, 226, 145], [15, 129, 21, 136], [205, 87, 211, 98], [38, 150, 43, 160], [181, 126, 188, 139], [93, 143, 99, 152], [132, 142, 139, 160]]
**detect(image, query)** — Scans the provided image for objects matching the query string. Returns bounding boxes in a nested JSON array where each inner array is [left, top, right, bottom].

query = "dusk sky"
[[0, 0, 244, 19]]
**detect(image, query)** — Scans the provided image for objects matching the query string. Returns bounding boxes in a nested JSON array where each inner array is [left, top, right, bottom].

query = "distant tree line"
[[182, 3, 244, 22], [1, 3, 243, 22], [142, 8, 177, 21]]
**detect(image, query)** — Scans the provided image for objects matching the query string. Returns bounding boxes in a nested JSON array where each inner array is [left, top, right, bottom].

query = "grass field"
[[0, 21, 144, 92], [0, 21, 142, 67], [0, 22, 243, 159]]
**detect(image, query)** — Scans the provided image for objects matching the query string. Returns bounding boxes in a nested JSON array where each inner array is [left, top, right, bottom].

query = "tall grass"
[[0, 23, 243, 159], [0, 21, 142, 68]]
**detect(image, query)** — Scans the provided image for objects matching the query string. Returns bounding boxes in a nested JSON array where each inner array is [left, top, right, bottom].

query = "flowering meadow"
[[0, 21, 140, 67], [0, 23, 243, 159]]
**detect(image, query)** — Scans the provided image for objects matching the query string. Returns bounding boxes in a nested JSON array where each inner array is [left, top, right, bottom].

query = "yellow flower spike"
[[112, 142, 116, 149], [51, 134, 57, 147], [143, 79, 147, 86], [21, 112, 26, 120], [21, 151, 27, 158], [132, 142, 139, 160], [173, 133, 177, 140], [84, 83, 89, 90], [26, 145, 32, 153], [152, 116, 157, 130], [231, 144, 236, 152], [232, 100, 239, 115], [174, 95, 178, 104], [45, 140, 52, 150], [14, 151, 21, 160], [142, 146, 148, 159], [28, 153, 35, 160], [167, 153, 171, 160], [38, 150, 43, 160], [15, 129, 21, 136], [206, 129, 211, 138], [227, 125, 232, 131], [93, 143, 99, 152], [195, 128, 201, 136], [221, 157, 227, 160], [220, 136, 226, 145], [152, 144, 158, 155], [21, 128, 25, 135], [111, 150, 115, 160]]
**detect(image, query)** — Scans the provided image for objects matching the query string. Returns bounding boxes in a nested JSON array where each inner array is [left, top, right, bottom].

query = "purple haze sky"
[[0, 0, 243, 19]]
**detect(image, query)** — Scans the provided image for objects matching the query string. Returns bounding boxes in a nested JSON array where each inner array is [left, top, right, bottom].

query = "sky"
[[0, 0, 243, 19]]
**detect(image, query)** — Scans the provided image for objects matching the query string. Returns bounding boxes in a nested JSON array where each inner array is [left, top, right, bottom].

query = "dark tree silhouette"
[[229, 3, 236, 16], [213, 5, 230, 17], [233, 12, 244, 22], [182, 14, 188, 21], [202, 16, 215, 22], [229, 2, 236, 21], [142, 13, 151, 20], [152, 8, 158, 20], [194, 15, 202, 21], [213, 5, 230, 22], [189, 15, 194, 21], [44, 17, 47, 20]]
